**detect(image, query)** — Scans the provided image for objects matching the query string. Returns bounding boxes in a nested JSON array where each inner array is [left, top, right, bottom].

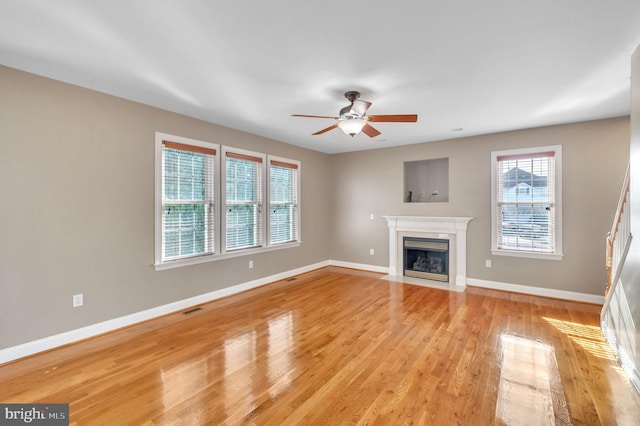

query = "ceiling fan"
[[292, 91, 418, 137]]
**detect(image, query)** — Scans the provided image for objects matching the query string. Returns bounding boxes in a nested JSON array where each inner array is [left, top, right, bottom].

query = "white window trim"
[[490, 145, 563, 261], [267, 155, 301, 246], [154, 132, 302, 271]]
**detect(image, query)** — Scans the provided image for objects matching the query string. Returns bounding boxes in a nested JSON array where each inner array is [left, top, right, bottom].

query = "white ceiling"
[[1, 1, 639, 154]]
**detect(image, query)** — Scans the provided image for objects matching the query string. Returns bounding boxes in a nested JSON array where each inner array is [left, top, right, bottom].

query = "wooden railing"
[[605, 164, 631, 297]]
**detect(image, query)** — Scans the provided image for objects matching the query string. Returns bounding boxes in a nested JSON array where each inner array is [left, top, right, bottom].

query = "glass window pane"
[[226, 158, 258, 202], [270, 205, 292, 243], [161, 143, 215, 261], [225, 154, 262, 251], [497, 153, 554, 253], [163, 204, 208, 259], [226, 204, 257, 249], [269, 164, 297, 245]]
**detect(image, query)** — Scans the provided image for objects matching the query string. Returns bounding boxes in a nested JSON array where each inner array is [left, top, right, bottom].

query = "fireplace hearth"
[[404, 237, 449, 282]]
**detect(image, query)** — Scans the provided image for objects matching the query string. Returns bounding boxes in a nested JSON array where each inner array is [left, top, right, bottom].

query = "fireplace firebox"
[[403, 237, 449, 282]]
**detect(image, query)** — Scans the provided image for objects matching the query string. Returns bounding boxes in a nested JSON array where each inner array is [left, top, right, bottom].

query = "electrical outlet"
[[370, 213, 374, 220], [370, 248, 375, 255], [73, 293, 83, 307], [485, 260, 492, 268], [249, 260, 254, 269]]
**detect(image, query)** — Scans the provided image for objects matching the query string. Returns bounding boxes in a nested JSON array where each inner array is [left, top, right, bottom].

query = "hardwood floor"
[[1, 266, 639, 425]]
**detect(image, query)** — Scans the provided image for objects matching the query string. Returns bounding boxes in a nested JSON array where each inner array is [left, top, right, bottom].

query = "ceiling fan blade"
[[292, 114, 339, 119], [367, 114, 418, 122], [312, 123, 339, 135], [361, 123, 381, 138], [350, 100, 372, 116]]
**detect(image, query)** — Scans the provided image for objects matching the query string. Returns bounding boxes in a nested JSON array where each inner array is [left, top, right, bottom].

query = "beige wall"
[[0, 66, 332, 349], [330, 118, 629, 294], [0, 64, 630, 351]]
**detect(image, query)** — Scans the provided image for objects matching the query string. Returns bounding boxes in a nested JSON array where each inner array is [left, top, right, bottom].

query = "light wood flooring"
[[1, 267, 640, 425]]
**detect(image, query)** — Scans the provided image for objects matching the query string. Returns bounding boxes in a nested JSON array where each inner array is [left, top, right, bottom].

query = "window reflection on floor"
[[267, 312, 295, 399], [496, 334, 570, 425], [224, 330, 258, 418], [160, 356, 211, 422], [543, 317, 618, 361], [221, 311, 295, 420]]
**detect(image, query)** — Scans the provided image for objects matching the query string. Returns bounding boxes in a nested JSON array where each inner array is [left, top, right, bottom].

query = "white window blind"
[[269, 159, 299, 245], [161, 141, 216, 261], [155, 132, 301, 270], [496, 150, 556, 253], [225, 151, 263, 251]]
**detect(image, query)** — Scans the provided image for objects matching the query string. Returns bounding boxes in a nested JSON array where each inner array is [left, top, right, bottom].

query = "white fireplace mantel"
[[384, 216, 473, 287]]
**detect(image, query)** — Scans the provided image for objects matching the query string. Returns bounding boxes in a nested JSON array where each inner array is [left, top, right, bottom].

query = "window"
[[491, 145, 563, 260], [269, 158, 300, 245], [224, 149, 265, 251], [159, 139, 217, 262], [155, 132, 301, 270]]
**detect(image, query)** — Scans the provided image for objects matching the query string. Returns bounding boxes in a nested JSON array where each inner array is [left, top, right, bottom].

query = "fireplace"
[[384, 216, 472, 287], [404, 237, 449, 282]]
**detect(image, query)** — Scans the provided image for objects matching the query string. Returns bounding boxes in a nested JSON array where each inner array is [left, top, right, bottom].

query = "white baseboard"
[[0, 261, 330, 365], [329, 260, 389, 274], [467, 278, 605, 304]]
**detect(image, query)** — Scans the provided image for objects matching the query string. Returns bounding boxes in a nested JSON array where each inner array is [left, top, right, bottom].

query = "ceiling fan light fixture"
[[338, 117, 367, 137]]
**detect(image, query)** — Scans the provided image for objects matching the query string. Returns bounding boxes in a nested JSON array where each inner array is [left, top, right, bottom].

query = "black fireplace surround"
[[403, 237, 449, 282]]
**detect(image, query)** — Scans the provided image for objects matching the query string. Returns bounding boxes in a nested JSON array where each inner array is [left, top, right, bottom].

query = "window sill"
[[491, 248, 563, 261], [154, 241, 302, 271]]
